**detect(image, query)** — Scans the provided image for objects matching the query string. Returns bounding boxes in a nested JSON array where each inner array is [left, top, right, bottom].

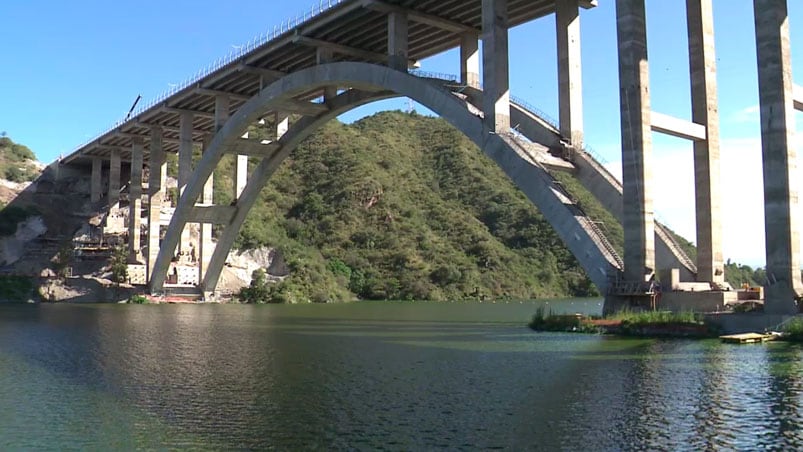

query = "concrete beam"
[[360, 0, 479, 34], [222, 139, 280, 157], [754, 0, 802, 313], [556, 0, 584, 146], [650, 111, 707, 141], [617, 0, 656, 282], [196, 87, 251, 103], [794, 84, 803, 111], [292, 35, 417, 68], [482, 0, 511, 133], [272, 98, 329, 116], [162, 106, 215, 119], [579, 0, 599, 8], [237, 64, 287, 80], [188, 205, 237, 224]]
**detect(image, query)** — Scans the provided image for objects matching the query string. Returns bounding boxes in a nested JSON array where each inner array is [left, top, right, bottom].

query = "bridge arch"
[[149, 62, 622, 295]]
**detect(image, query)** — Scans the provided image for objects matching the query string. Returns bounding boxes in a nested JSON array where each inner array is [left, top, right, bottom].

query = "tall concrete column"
[[754, 0, 802, 314], [616, 0, 655, 282], [108, 149, 121, 209], [460, 33, 480, 88], [687, 0, 724, 284], [178, 111, 194, 252], [90, 157, 102, 203], [199, 135, 215, 283], [482, 0, 510, 133], [387, 12, 409, 71], [317, 48, 338, 103], [147, 126, 165, 281], [128, 138, 144, 260], [556, 0, 584, 146]]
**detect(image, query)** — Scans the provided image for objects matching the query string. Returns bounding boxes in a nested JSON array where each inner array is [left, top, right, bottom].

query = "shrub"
[[129, 295, 149, 304]]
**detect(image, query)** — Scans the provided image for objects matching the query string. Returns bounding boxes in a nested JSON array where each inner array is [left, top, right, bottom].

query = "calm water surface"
[[1, 299, 802, 450]]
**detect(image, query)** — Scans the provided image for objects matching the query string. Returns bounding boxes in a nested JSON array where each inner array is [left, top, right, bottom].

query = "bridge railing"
[[71, 0, 348, 154]]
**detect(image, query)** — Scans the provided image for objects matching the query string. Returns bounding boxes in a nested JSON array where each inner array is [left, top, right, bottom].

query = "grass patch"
[[528, 306, 603, 333], [781, 317, 803, 342], [609, 309, 702, 326], [128, 295, 149, 304]]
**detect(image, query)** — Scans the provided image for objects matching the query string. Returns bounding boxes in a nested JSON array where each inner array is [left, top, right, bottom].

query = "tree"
[[238, 269, 272, 303], [110, 246, 128, 286]]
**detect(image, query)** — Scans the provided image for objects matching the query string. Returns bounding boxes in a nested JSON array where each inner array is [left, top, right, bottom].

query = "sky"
[[0, 0, 802, 267]]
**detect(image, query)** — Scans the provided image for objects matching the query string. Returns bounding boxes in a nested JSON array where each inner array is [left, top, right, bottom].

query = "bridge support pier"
[[616, 0, 655, 284], [128, 138, 143, 260], [178, 112, 194, 254], [108, 148, 121, 209], [147, 126, 165, 281], [482, 0, 510, 133], [688, 0, 724, 285], [460, 34, 480, 89], [91, 157, 102, 203], [754, 0, 802, 314], [556, 0, 584, 147], [387, 12, 409, 71]]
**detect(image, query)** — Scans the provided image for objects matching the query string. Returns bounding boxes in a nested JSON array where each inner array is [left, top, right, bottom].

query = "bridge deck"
[[64, 0, 561, 166]]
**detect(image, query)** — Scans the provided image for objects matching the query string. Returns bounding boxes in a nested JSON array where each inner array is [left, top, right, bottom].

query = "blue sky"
[[0, 0, 801, 266]]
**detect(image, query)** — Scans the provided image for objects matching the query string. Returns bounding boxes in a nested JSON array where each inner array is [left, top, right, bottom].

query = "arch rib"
[[149, 62, 622, 295]]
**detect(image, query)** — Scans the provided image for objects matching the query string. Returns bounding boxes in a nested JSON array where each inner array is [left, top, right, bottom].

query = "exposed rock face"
[[0, 216, 47, 266]]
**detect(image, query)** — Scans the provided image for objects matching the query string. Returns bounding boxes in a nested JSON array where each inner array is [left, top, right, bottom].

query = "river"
[[0, 299, 801, 450]]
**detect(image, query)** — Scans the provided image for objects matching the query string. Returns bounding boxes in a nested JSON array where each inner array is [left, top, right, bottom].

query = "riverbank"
[[529, 308, 803, 342]]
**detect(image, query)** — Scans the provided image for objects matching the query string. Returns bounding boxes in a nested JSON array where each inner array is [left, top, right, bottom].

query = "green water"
[[0, 299, 801, 449]]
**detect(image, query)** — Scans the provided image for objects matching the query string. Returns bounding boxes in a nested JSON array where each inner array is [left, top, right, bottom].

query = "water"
[[0, 299, 801, 450]]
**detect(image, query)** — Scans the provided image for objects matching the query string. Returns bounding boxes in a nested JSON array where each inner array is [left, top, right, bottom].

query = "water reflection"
[[0, 302, 802, 449]]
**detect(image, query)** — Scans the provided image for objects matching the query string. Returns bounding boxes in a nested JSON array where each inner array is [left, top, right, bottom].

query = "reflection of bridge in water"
[[60, 0, 802, 315]]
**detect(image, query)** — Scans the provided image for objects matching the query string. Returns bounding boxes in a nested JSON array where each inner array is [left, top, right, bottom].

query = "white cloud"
[[730, 104, 760, 124]]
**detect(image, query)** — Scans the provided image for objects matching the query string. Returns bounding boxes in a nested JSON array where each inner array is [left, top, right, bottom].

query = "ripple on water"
[[0, 303, 801, 449]]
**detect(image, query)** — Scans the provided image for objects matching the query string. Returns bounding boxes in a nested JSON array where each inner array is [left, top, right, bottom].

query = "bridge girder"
[[149, 62, 623, 296]]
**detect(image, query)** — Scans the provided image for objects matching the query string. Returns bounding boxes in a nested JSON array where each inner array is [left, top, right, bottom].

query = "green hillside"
[[0, 134, 38, 182], [207, 111, 600, 303]]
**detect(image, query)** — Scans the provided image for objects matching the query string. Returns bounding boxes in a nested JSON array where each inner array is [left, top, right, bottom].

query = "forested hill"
[[222, 111, 601, 303]]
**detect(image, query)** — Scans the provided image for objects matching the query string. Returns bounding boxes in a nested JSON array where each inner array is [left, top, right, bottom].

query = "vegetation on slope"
[[207, 111, 601, 303], [0, 134, 38, 182]]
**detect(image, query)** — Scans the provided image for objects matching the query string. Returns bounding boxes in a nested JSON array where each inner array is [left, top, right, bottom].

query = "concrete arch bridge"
[[61, 0, 802, 315]]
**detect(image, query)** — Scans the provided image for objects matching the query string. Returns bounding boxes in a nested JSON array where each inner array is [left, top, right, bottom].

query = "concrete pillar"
[[128, 138, 144, 260], [754, 0, 802, 314], [276, 112, 289, 140], [616, 0, 655, 282], [178, 111, 193, 252], [482, 0, 511, 133], [387, 12, 409, 71], [199, 135, 215, 282], [214, 94, 229, 132], [687, 0, 724, 284], [147, 126, 165, 281], [90, 157, 102, 203], [317, 48, 338, 104], [556, 0, 584, 146], [108, 149, 121, 209], [460, 34, 480, 88]]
